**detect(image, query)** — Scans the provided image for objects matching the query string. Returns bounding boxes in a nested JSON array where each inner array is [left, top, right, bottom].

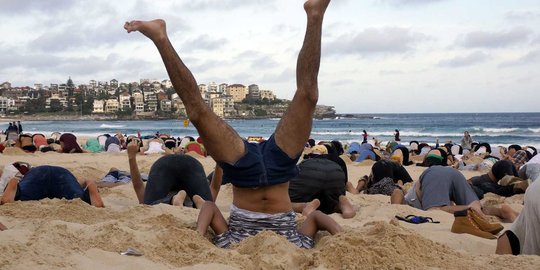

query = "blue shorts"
[[219, 134, 300, 188]]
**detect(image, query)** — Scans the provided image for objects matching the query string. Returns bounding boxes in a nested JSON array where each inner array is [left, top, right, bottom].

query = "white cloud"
[[505, 10, 540, 21], [499, 50, 540, 68], [437, 51, 490, 68], [326, 27, 429, 55], [182, 35, 228, 52], [460, 27, 532, 48]]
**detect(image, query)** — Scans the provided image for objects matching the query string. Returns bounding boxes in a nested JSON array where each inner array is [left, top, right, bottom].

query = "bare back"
[[233, 182, 292, 213]]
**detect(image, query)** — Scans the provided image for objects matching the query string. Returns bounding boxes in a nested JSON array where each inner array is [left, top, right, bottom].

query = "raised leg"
[[124, 20, 244, 164], [274, 0, 331, 158], [298, 210, 342, 238], [196, 201, 228, 236]]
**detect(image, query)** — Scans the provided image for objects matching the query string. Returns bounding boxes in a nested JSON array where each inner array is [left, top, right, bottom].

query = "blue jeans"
[[15, 166, 90, 204], [144, 154, 212, 205]]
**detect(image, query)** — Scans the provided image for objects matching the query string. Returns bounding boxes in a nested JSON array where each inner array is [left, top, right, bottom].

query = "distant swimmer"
[[362, 130, 368, 144]]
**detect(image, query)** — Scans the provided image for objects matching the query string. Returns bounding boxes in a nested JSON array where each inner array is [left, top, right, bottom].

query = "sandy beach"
[[1, 150, 540, 270]]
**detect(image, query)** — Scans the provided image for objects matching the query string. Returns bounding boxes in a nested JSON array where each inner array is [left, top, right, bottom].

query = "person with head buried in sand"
[[0, 165, 104, 208], [124, 0, 341, 249]]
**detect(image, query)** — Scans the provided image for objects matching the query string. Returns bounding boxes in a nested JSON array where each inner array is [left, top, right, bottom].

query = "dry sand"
[[1, 151, 540, 269]]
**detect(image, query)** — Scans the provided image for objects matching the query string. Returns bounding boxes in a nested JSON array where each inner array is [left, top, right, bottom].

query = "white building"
[[161, 100, 172, 112], [162, 79, 173, 89], [218, 83, 228, 93], [93, 100, 105, 113], [222, 94, 235, 117], [260, 89, 276, 101], [208, 82, 218, 93], [198, 84, 208, 97], [133, 91, 145, 112], [144, 91, 158, 112], [0, 97, 15, 113], [119, 92, 131, 111]]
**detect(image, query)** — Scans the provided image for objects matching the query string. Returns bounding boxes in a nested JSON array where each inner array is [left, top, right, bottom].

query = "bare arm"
[[210, 165, 223, 201], [127, 141, 145, 203]]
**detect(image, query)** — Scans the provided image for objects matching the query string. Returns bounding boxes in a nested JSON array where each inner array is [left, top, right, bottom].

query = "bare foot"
[[171, 190, 187, 206], [304, 0, 331, 18], [192, 195, 205, 209], [0, 178, 18, 205], [302, 199, 320, 216], [338, 195, 356, 219], [86, 181, 105, 208], [0, 222, 7, 231], [124, 19, 167, 42]]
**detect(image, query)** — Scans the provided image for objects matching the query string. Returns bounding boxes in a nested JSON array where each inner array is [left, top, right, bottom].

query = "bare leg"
[[496, 233, 513, 255], [338, 195, 356, 219], [390, 189, 405, 204], [298, 210, 342, 238], [292, 199, 320, 216], [84, 180, 105, 208], [0, 178, 18, 205], [346, 182, 359, 194], [171, 190, 187, 206], [274, 0, 331, 158], [0, 222, 6, 231], [192, 194, 205, 209], [124, 20, 244, 165], [483, 204, 519, 222], [196, 201, 228, 236]]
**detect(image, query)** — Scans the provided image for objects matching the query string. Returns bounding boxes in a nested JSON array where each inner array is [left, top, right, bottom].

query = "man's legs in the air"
[[124, 21, 244, 165], [274, 0, 330, 158]]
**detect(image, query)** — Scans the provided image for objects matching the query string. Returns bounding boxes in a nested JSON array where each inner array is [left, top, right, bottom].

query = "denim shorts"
[[219, 134, 300, 188]]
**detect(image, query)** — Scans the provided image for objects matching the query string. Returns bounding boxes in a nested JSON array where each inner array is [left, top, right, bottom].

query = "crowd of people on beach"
[[1, 0, 539, 260]]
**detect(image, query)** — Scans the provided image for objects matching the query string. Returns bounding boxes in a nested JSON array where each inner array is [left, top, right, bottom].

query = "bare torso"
[[232, 182, 292, 214]]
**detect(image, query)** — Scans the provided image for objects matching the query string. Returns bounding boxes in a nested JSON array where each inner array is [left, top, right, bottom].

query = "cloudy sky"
[[1, 0, 539, 113]]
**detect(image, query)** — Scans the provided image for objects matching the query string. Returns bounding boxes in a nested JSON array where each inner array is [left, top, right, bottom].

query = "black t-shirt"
[[469, 174, 515, 197]]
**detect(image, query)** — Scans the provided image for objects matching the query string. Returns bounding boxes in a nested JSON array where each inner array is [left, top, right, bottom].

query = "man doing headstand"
[[124, 0, 340, 249]]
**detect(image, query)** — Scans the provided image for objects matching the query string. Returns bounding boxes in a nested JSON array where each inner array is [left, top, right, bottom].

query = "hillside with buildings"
[[0, 79, 336, 120]]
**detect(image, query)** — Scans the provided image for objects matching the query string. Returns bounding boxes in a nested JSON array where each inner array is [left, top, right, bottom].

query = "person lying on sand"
[[468, 160, 528, 199], [127, 141, 212, 206], [287, 144, 355, 218], [351, 159, 413, 204], [400, 166, 517, 239], [496, 179, 540, 255], [0, 165, 104, 207], [124, 0, 341, 249]]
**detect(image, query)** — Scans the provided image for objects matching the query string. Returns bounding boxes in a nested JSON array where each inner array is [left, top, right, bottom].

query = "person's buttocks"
[[233, 183, 292, 214]]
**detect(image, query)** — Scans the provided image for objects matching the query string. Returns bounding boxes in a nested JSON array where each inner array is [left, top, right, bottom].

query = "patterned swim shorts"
[[214, 205, 314, 249]]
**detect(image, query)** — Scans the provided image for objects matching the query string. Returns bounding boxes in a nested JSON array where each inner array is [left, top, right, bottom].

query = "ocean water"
[[2, 113, 540, 147]]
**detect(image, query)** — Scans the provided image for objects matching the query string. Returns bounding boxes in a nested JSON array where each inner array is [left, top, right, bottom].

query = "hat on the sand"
[[311, 145, 328, 155]]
